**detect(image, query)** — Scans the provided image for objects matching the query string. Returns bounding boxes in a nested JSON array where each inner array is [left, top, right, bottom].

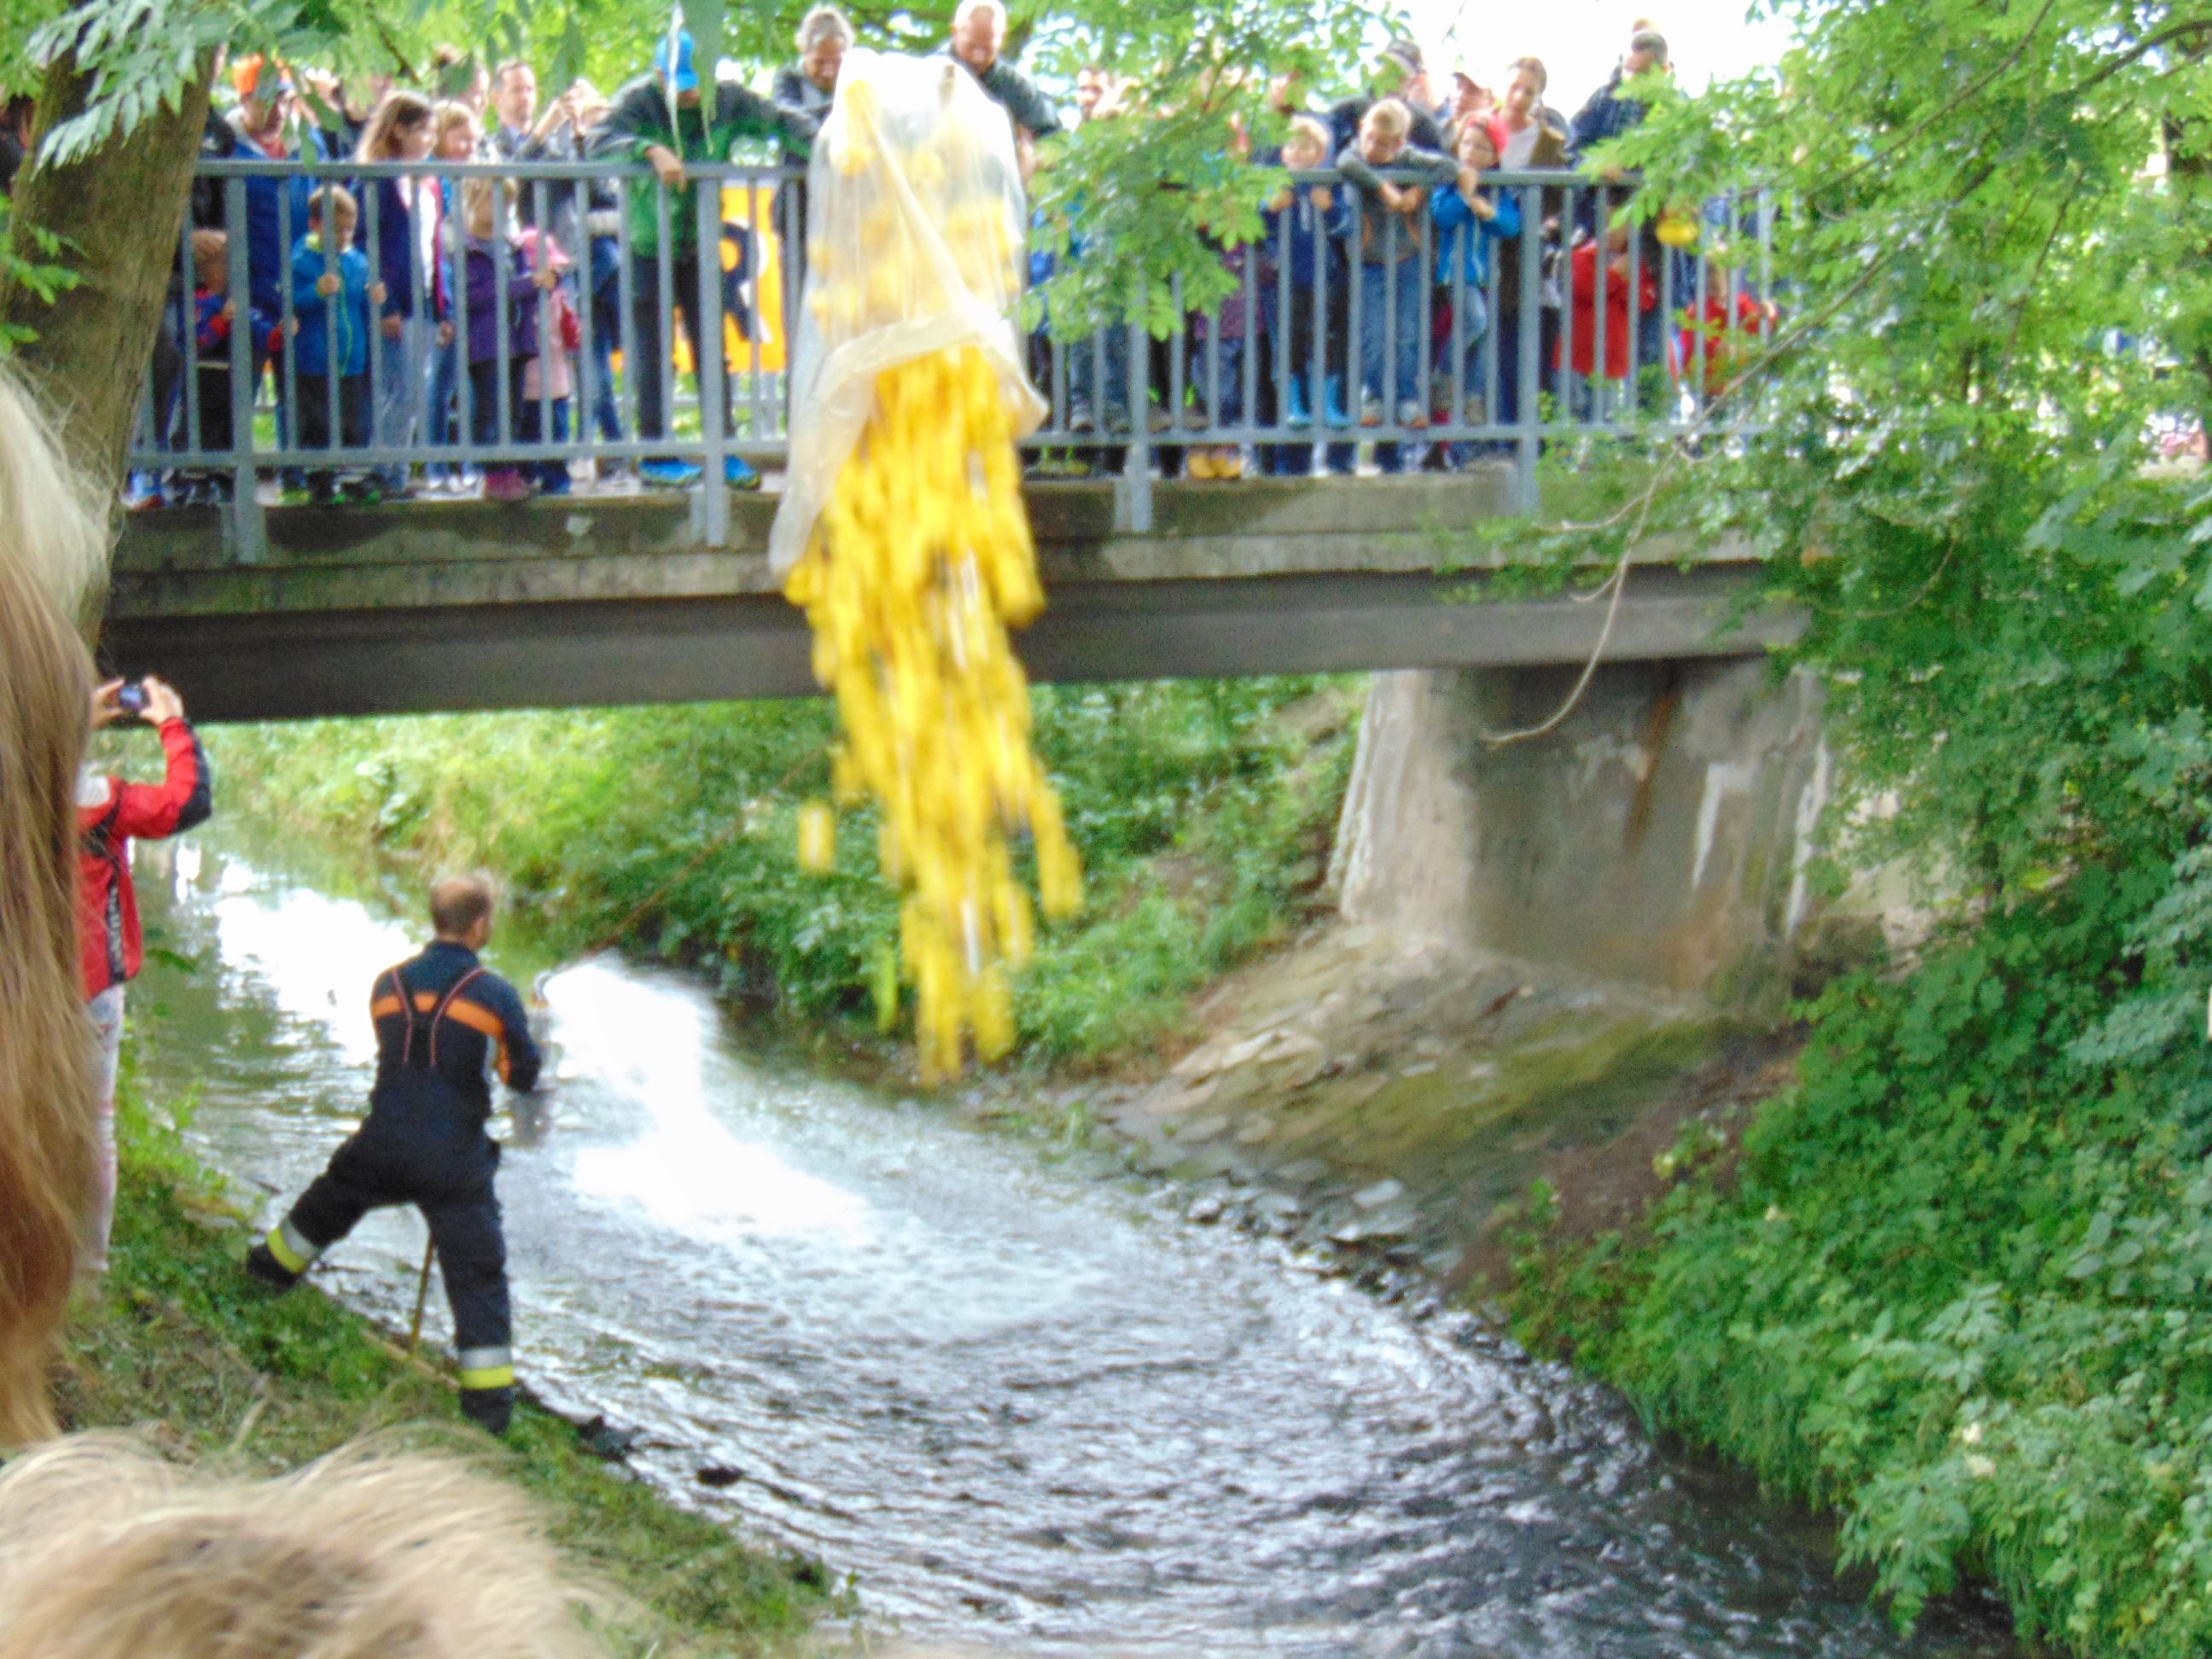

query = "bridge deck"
[[106, 473, 1790, 720]]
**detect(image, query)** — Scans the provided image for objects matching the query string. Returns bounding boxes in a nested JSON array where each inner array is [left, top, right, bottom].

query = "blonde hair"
[[0, 363, 103, 1443], [0, 1436, 603, 1656], [1284, 114, 1330, 157], [429, 99, 477, 156], [461, 174, 517, 236], [189, 228, 228, 292], [1364, 96, 1412, 139], [307, 183, 359, 233]]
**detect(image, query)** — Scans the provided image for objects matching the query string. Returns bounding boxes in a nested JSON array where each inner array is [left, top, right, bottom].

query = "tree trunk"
[[0, 55, 213, 499]]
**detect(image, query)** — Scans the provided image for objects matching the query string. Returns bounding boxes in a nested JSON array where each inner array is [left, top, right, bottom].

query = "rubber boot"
[[1324, 374, 1352, 429], [460, 1384, 516, 1436], [244, 1242, 301, 1292], [1286, 375, 1313, 429]]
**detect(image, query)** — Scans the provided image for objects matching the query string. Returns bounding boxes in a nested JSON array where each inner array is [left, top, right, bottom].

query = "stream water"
[[128, 835, 2017, 1657]]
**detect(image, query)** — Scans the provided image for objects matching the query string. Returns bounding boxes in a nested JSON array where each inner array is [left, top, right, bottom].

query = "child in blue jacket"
[[1430, 120, 1523, 432], [289, 187, 386, 503]]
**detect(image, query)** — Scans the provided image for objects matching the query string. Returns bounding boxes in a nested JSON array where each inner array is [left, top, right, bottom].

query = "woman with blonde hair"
[[0, 363, 109, 1442]]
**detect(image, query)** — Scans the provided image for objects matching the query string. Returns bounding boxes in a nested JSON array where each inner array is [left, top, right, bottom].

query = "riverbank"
[[207, 678, 1359, 1071], [73, 1057, 838, 1657]]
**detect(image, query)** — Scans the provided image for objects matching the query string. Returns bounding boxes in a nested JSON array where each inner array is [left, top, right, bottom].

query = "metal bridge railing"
[[133, 156, 1775, 559]]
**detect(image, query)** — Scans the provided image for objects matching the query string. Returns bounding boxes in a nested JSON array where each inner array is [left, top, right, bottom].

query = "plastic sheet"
[[768, 47, 1045, 573]]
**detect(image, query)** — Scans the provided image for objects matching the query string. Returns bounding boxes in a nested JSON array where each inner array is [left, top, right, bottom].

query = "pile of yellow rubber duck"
[[783, 56, 1080, 1084]]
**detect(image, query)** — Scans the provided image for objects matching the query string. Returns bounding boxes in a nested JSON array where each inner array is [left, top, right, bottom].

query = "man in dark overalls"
[[247, 873, 542, 1434]]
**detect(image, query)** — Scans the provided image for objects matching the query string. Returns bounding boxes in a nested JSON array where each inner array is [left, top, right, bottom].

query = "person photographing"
[[79, 675, 212, 1272], [248, 873, 542, 1435]]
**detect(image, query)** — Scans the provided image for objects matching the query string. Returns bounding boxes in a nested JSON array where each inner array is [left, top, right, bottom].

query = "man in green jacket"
[[596, 31, 818, 488]]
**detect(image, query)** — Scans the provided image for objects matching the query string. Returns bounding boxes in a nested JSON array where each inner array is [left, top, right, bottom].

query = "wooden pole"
[[405, 1237, 436, 1355]]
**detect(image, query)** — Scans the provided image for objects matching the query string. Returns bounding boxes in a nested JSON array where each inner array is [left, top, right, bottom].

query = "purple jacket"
[[447, 235, 541, 366]]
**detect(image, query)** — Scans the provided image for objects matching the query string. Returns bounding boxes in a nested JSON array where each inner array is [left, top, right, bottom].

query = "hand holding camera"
[[93, 677, 185, 731]]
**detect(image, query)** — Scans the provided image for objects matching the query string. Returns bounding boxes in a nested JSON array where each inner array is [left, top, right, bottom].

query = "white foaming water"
[[549, 959, 876, 1248]]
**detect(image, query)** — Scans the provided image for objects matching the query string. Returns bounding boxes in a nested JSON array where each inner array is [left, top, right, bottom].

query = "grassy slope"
[[64, 1066, 836, 1656], [1506, 896, 2212, 1658]]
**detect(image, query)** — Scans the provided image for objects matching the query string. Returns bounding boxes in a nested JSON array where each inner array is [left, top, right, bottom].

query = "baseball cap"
[[1381, 38, 1424, 78], [654, 31, 700, 93]]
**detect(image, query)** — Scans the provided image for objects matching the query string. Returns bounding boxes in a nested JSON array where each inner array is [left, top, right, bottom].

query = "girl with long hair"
[[354, 90, 437, 496], [0, 363, 108, 1442]]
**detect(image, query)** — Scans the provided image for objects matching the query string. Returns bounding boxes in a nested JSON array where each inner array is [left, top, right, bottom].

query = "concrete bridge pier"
[[1330, 661, 1831, 1006]]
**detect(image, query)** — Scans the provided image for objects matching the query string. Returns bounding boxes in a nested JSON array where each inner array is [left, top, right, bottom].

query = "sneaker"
[[1398, 400, 1429, 431], [484, 467, 533, 503], [539, 471, 573, 497], [724, 454, 761, 491], [1067, 400, 1097, 435], [1358, 398, 1383, 428], [339, 476, 387, 506], [1146, 405, 1174, 434], [640, 458, 704, 488]]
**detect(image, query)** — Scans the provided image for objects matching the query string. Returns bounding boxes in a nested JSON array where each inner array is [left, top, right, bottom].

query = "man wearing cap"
[[225, 57, 330, 479], [1570, 27, 1670, 154], [595, 30, 819, 491], [1328, 39, 1446, 160]]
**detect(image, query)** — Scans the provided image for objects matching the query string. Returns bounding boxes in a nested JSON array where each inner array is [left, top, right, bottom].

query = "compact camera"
[[114, 681, 149, 718]]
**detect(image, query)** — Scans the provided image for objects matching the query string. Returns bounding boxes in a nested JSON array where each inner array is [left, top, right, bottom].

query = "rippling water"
[[130, 837, 2016, 1656]]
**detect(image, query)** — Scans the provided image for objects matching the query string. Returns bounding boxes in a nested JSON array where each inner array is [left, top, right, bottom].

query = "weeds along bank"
[[209, 678, 1361, 1067], [73, 1054, 833, 1655]]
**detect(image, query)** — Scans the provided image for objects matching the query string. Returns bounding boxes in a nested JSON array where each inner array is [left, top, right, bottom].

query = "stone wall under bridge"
[[1330, 661, 1832, 1006]]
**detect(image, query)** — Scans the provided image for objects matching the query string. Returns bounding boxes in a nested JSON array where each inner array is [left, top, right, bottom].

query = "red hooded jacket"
[[78, 718, 212, 999]]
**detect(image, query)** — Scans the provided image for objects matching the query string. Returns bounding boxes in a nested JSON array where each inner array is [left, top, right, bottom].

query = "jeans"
[[1068, 325, 1130, 427], [424, 333, 463, 479], [527, 396, 571, 488], [587, 239, 624, 444], [1190, 335, 1246, 428], [86, 985, 123, 1272], [1356, 259, 1425, 415], [373, 317, 428, 488]]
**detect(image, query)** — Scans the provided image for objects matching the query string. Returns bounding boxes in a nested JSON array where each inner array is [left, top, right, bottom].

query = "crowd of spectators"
[[0, 8, 1771, 503]]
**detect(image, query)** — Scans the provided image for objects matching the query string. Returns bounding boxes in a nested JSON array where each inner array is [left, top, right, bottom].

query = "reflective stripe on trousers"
[[262, 1215, 323, 1275], [456, 1345, 515, 1390]]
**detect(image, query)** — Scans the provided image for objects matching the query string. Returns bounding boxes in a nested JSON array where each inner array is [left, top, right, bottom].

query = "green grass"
[[62, 1061, 837, 1656], [208, 677, 1363, 1071]]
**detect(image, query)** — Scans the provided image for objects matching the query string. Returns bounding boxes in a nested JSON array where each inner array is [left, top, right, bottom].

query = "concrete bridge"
[[106, 470, 1789, 722]]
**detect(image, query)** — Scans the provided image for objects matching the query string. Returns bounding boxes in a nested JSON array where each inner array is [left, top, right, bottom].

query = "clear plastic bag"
[[768, 47, 1046, 573]]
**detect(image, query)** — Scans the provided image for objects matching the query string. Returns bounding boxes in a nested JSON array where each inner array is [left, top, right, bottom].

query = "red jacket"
[[79, 718, 212, 998], [1677, 289, 1772, 398], [1562, 241, 1659, 381]]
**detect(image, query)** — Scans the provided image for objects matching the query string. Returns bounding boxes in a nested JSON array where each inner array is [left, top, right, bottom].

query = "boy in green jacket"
[[596, 31, 819, 487]]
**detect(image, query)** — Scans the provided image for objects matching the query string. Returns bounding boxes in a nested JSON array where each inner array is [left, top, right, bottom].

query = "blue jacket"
[[289, 235, 374, 378], [1569, 73, 1649, 154], [1263, 182, 1346, 290], [1431, 185, 1523, 290], [233, 117, 330, 317], [360, 177, 421, 320]]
